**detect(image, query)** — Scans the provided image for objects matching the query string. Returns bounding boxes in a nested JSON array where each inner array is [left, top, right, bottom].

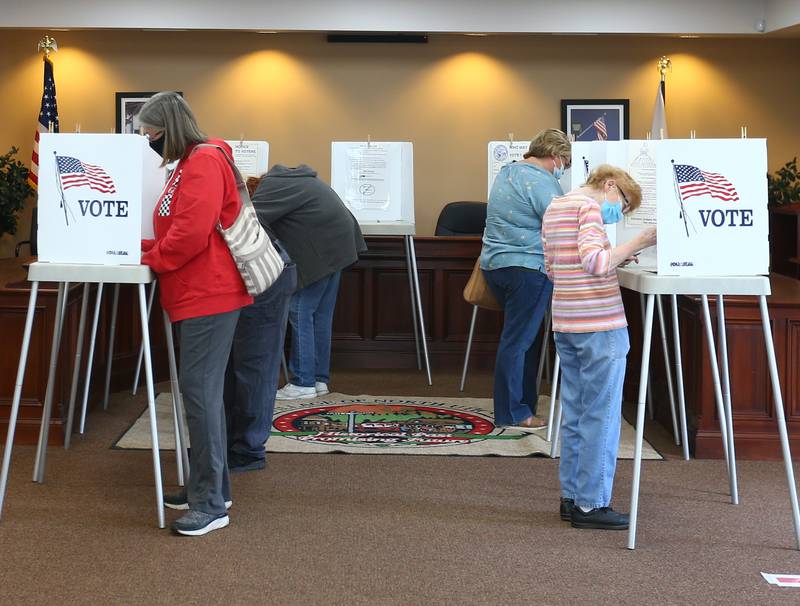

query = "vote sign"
[[37, 134, 165, 265]]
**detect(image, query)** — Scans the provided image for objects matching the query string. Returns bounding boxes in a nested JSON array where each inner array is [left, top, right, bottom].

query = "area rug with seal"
[[114, 393, 662, 459]]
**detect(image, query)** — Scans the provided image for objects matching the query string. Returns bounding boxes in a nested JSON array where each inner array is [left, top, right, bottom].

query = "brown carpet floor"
[[2, 368, 800, 605]]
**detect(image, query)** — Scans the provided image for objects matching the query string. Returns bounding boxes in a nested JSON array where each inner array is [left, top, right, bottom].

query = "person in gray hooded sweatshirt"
[[223, 164, 366, 469]]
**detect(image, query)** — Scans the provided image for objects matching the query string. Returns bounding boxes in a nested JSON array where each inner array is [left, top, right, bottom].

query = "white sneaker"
[[315, 382, 329, 396], [275, 383, 318, 400]]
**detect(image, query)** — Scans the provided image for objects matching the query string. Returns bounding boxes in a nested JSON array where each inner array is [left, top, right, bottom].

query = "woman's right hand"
[[638, 227, 657, 250]]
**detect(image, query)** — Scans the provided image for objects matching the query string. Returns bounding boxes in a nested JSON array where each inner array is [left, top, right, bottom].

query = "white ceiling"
[[1, 0, 799, 36]]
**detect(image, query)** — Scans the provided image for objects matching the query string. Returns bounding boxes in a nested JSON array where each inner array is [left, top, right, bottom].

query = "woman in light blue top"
[[480, 128, 571, 429]]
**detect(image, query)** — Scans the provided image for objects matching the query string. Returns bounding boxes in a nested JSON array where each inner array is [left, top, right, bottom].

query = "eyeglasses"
[[617, 186, 630, 210]]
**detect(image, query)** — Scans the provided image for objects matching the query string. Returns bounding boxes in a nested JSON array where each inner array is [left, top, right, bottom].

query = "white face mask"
[[552, 158, 566, 181]]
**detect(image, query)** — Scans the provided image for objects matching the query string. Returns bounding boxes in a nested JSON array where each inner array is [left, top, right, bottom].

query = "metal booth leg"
[[715, 295, 739, 505], [759, 295, 800, 549], [102, 283, 121, 410], [132, 280, 157, 396], [536, 309, 552, 396], [459, 305, 478, 392], [656, 295, 680, 446], [546, 353, 561, 443], [163, 309, 190, 486], [79, 282, 104, 434], [640, 293, 655, 420], [33, 281, 69, 484], [139, 285, 165, 528], [406, 235, 432, 385], [700, 295, 734, 495], [0, 282, 40, 519], [404, 237, 422, 370], [64, 283, 90, 448], [627, 294, 655, 550], [670, 295, 690, 460]]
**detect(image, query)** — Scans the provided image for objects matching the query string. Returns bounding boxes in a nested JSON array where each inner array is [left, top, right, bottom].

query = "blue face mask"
[[552, 158, 566, 181], [600, 199, 623, 224]]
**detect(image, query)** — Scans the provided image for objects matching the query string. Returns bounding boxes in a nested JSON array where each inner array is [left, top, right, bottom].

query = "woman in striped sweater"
[[541, 164, 656, 531]]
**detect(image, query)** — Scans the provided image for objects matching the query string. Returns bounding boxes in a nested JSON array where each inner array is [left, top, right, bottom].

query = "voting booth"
[[225, 139, 269, 178], [331, 141, 415, 228], [330, 142, 431, 384], [487, 140, 531, 198], [571, 138, 769, 276], [36, 134, 165, 265], [0, 133, 180, 528]]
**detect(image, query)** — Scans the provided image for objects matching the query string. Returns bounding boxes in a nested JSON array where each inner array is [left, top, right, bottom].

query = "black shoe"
[[570, 506, 629, 530], [559, 498, 575, 521], [171, 510, 229, 536], [229, 458, 266, 474], [163, 491, 232, 511]]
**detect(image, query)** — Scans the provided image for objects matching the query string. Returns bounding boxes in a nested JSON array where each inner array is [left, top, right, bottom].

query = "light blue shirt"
[[480, 161, 564, 272]]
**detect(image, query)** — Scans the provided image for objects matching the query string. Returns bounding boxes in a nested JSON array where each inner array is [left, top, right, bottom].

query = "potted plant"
[[768, 158, 800, 278], [0, 146, 35, 243], [768, 158, 800, 209]]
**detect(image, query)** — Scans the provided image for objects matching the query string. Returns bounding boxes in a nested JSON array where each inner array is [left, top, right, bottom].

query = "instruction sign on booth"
[[37, 134, 165, 265]]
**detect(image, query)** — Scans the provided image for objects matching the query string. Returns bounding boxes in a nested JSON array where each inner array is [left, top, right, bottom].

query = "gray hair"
[[137, 92, 206, 165]]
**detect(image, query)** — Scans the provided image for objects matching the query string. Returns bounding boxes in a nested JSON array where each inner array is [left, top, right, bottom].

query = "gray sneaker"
[[172, 510, 229, 536]]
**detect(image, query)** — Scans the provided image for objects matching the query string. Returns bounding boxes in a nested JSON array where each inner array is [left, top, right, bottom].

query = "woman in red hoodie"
[[138, 92, 252, 536]]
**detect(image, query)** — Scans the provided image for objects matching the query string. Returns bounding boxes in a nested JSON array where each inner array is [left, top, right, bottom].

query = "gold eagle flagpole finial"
[[657, 56, 672, 82], [37, 34, 58, 59]]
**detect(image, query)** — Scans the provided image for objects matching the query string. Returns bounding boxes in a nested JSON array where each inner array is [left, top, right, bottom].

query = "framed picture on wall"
[[115, 91, 182, 134], [561, 99, 629, 142]]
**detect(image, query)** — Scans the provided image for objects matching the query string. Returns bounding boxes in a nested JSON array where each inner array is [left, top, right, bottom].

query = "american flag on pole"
[[673, 164, 739, 202], [55, 156, 117, 194], [29, 57, 59, 190], [593, 116, 608, 140]]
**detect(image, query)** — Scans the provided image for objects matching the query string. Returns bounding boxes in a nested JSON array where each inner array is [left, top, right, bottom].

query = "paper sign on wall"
[[225, 140, 269, 178], [37, 133, 166, 265], [487, 140, 530, 197], [330, 141, 415, 227], [570, 138, 769, 276]]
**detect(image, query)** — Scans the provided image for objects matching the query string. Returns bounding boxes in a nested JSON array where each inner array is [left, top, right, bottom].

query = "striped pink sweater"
[[541, 193, 627, 333]]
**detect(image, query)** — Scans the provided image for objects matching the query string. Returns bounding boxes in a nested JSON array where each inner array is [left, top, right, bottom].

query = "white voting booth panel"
[[571, 138, 769, 276], [330, 142, 415, 228], [225, 139, 269, 178], [37, 134, 165, 265]]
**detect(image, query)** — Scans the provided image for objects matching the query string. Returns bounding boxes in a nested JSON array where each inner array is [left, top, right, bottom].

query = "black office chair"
[[14, 207, 37, 257], [434, 201, 487, 236]]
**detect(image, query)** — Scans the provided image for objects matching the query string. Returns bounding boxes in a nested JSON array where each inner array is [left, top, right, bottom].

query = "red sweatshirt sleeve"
[[142, 153, 227, 274]]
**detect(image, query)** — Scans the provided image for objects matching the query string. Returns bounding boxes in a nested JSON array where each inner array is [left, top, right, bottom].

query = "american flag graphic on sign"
[[55, 155, 116, 194], [673, 164, 739, 202], [593, 116, 608, 140]]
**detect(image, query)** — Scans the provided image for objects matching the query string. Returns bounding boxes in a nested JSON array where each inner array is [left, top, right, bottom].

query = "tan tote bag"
[[463, 258, 502, 311]]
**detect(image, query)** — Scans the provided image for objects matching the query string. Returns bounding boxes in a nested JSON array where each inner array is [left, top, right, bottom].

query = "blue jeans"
[[289, 271, 341, 387], [483, 267, 553, 426], [555, 328, 630, 509], [224, 261, 297, 462]]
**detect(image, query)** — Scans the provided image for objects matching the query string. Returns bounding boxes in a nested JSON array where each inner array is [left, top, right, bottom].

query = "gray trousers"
[[177, 308, 240, 515]]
